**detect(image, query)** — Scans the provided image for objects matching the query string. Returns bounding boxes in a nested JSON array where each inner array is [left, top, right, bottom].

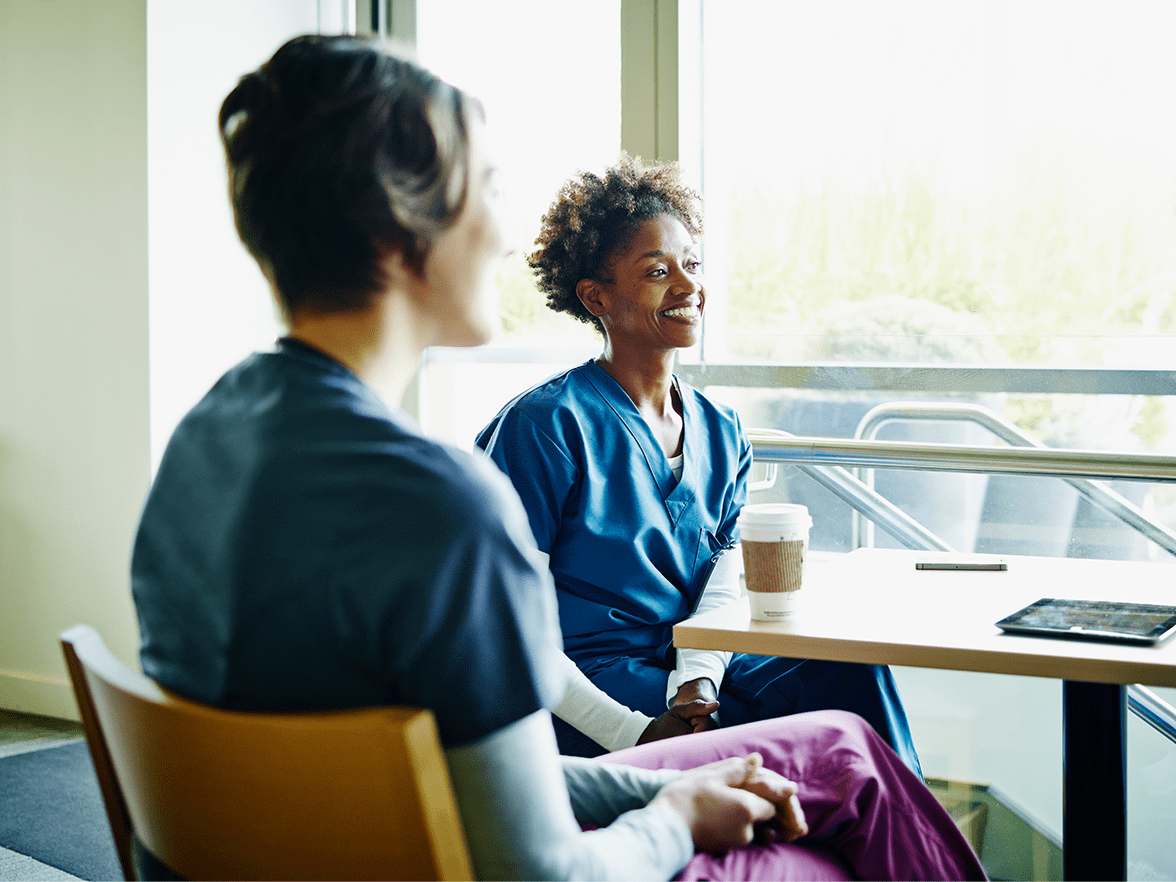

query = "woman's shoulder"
[[501, 361, 597, 414], [476, 361, 599, 447], [196, 350, 514, 523], [677, 377, 744, 429], [371, 429, 515, 511]]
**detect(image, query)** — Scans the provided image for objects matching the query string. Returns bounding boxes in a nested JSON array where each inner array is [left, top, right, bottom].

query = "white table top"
[[673, 549, 1176, 688]]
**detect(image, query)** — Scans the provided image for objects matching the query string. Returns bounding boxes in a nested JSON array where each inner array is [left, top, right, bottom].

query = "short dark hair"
[[218, 34, 480, 315], [527, 153, 703, 333]]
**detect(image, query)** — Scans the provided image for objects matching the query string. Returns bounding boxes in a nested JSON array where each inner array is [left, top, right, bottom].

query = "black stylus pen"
[[915, 561, 1007, 571]]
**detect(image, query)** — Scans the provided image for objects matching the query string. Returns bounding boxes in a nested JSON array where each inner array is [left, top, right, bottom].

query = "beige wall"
[[0, 0, 322, 720], [0, 0, 150, 718]]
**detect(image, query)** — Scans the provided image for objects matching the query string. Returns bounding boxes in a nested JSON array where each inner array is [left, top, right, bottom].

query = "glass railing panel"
[[1128, 697, 1176, 880]]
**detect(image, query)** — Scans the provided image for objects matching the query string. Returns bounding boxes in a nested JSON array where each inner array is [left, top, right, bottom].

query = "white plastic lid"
[[737, 503, 812, 531]]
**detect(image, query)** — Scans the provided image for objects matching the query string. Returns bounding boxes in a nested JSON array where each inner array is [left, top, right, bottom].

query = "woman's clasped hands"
[[650, 752, 809, 854], [638, 677, 722, 743]]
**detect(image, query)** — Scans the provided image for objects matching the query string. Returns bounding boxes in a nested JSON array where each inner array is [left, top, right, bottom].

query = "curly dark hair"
[[528, 153, 702, 333]]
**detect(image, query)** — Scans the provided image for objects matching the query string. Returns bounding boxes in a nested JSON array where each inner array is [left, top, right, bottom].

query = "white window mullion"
[[317, 0, 356, 35], [388, 0, 416, 45], [621, 0, 677, 162], [624, 0, 728, 364]]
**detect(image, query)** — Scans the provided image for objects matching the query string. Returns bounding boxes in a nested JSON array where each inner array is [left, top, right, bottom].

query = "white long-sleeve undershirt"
[[664, 546, 739, 705], [541, 548, 742, 752], [553, 651, 654, 751]]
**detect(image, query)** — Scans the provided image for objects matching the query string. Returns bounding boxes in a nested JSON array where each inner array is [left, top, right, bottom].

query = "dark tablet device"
[[996, 598, 1176, 646]]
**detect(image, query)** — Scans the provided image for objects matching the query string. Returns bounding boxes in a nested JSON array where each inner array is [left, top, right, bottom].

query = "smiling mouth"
[[661, 305, 700, 319]]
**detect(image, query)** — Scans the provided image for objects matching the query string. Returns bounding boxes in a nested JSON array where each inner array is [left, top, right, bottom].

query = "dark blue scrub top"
[[132, 339, 564, 748]]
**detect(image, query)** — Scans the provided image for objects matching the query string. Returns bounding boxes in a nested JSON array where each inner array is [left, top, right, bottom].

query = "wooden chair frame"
[[60, 624, 473, 881]]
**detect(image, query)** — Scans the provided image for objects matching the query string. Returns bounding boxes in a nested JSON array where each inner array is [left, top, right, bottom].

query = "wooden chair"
[[59, 624, 474, 881]]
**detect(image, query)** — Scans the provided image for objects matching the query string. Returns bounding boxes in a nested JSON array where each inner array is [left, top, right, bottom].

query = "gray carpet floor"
[[0, 844, 82, 882], [0, 712, 94, 882]]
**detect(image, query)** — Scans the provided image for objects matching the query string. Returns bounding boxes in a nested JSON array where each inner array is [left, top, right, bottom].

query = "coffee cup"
[[737, 503, 812, 621]]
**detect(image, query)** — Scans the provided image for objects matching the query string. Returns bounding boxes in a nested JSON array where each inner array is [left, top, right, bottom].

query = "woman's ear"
[[383, 249, 412, 287], [383, 248, 431, 302], [576, 278, 608, 319]]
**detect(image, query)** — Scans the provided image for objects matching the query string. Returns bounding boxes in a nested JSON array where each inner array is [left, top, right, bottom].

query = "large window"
[[413, 0, 620, 442], [687, 1, 1176, 563], [416, 0, 620, 350], [367, 5, 1175, 876], [696, 0, 1176, 371], [686, 7, 1176, 871], [371, 5, 1176, 876]]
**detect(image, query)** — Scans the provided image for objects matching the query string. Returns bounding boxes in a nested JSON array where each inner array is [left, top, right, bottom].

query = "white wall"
[[147, 0, 312, 470], [0, 0, 150, 717]]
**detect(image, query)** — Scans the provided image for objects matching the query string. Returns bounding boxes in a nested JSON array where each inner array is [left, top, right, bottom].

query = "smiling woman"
[[529, 154, 703, 338], [578, 213, 704, 359], [476, 155, 922, 775], [530, 155, 706, 422]]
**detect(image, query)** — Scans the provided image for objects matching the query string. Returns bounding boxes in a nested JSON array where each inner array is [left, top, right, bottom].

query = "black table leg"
[[1063, 680, 1126, 881]]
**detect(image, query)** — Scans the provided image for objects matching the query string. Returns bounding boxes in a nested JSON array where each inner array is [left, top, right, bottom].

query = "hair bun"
[[219, 70, 273, 149]]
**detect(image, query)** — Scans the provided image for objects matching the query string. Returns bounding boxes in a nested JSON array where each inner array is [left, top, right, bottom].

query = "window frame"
[[383, 0, 1176, 429]]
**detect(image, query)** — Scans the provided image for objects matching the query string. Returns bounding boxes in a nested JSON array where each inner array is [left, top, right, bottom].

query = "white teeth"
[[661, 306, 698, 318]]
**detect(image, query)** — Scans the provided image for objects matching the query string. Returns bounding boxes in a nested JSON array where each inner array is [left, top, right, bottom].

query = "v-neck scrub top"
[[476, 360, 751, 666], [480, 360, 923, 773], [133, 339, 565, 749]]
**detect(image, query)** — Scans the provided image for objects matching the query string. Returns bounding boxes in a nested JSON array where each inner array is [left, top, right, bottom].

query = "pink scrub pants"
[[604, 710, 987, 881]]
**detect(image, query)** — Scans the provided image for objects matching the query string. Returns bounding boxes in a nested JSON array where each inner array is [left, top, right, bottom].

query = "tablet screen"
[[996, 598, 1176, 645]]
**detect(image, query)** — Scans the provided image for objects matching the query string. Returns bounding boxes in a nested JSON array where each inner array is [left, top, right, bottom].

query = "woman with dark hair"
[[477, 154, 921, 772], [130, 35, 984, 881]]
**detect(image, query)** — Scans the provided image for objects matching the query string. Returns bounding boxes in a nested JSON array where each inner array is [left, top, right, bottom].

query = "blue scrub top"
[[477, 360, 751, 665]]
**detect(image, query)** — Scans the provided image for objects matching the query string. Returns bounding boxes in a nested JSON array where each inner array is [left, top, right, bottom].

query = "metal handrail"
[[747, 429, 953, 551], [674, 361, 1176, 396], [851, 402, 1176, 557], [1130, 686, 1176, 741], [747, 435, 1176, 482]]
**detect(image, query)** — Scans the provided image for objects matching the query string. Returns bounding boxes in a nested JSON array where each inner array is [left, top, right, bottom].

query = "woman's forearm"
[[536, 550, 652, 750], [667, 547, 739, 704], [445, 710, 692, 881], [553, 651, 653, 750]]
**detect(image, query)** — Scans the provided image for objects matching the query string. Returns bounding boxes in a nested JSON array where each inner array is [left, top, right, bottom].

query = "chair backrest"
[[60, 624, 474, 881]]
